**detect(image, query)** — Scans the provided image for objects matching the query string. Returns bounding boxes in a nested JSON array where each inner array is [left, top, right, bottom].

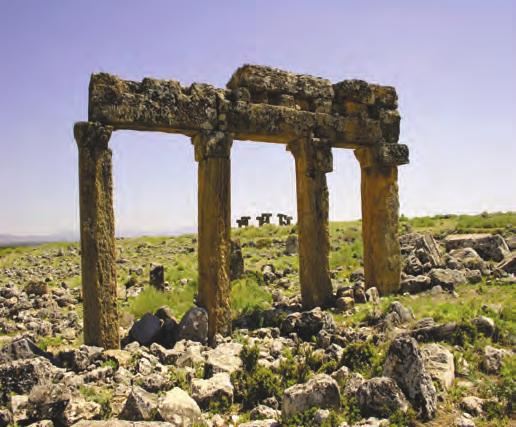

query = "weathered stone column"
[[193, 131, 233, 344], [288, 136, 334, 309], [355, 143, 409, 295], [74, 121, 119, 349]]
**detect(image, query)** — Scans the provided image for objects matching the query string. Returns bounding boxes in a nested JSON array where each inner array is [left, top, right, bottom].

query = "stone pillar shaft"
[[355, 146, 404, 294], [193, 131, 233, 343], [289, 137, 334, 308], [74, 121, 119, 349]]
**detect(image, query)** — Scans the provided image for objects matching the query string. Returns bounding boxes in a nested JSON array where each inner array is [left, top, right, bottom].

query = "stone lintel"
[[355, 143, 409, 168], [88, 70, 397, 148]]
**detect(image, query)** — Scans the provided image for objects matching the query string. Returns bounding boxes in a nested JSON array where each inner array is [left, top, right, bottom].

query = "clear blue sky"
[[0, 0, 514, 236]]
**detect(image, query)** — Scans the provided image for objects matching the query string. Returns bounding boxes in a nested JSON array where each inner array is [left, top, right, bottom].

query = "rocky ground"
[[0, 213, 514, 427]]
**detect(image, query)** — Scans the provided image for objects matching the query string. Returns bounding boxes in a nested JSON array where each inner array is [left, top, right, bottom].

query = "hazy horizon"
[[1, 1, 515, 236]]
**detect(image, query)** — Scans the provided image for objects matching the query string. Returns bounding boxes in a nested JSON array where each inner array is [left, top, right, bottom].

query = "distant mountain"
[[0, 226, 197, 247]]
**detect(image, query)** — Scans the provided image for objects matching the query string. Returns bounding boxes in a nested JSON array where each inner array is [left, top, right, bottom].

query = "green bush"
[[340, 341, 376, 374], [388, 408, 417, 426], [449, 322, 478, 347]]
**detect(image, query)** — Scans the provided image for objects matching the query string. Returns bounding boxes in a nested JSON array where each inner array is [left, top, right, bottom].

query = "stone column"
[[74, 121, 119, 349], [193, 131, 233, 344], [288, 136, 334, 309], [355, 143, 409, 295]]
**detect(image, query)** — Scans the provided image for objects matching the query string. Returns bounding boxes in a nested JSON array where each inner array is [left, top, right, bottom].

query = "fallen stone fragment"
[[383, 336, 437, 420], [421, 343, 455, 390], [177, 307, 208, 344], [282, 374, 340, 420], [158, 387, 201, 427], [129, 313, 162, 346], [191, 372, 233, 410], [444, 234, 509, 262], [356, 377, 409, 418], [428, 268, 466, 291], [481, 345, 511, 374], [119, 385, 158, 421]]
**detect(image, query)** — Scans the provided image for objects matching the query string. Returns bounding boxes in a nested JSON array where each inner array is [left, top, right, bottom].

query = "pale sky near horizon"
[[0, 0, 515, 236]]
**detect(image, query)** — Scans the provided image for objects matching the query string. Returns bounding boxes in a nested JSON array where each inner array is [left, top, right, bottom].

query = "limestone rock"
[[460, 396, 484, 416], [444, 234, 509, 262], [449, 248, 484, 270], [428, 268, 466, 291], [280, 308, 335, 341], [285, 235, 298, 255], [158, 387, 201, 426], [26, 384, 71, 422], [119, 386, 158, 421], [498, 253, 516, 274], [191, 372, 233, 409], [401, 275, 432, 294], [282, 374, 340, 420], [0, 357, 58, 404], [250, 405, 280, 420], [472, 316, 496, 337], [238, 420, 280, 427], [365, 287, 380, 304], [230, 240, 245, 280], [205, 341, 243, 375], [383, 336, 437, 420], [356, 377, 409, 418], [177, 307, 208, 344], [481, 345, 511, 374], [129, 313, 162, 346], [421, 343, 455, 390], [61, 395, 101, 426]]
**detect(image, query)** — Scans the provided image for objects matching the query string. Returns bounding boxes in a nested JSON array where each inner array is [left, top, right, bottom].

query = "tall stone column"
[[74, 121, 119, 349], [288, 136, 334, 309], [193, 131, 233, 344], [355, 143, 409, 295]]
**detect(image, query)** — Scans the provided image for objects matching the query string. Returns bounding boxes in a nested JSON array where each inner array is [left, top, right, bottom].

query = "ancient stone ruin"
[[278, 213, 293, 226], [256, 213, 273, 226], [74, 64, 409, 348], [236, 216, 251, 228]]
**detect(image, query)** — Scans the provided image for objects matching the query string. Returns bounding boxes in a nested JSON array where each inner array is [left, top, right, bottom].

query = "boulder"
[[400, 233, 443, 271], [498, 253, 516, 274], [400, 275, 432, 294], [428, 268, 466, 291], [59, 346, 103, 372], [387, 301, 415, 324], [238, 421, 280, 427], [481, 345, 511, 374], [383, 336, 437, 420], [449, 248, 484, 270], [356, 377, 409, 418], [444, 234, 509, 262], [365, 287, 380, 304], [285, 234, 298, 256], [158, 387, 201, 427], [149, 265, 165, 291], [280, 308, 335, 341], [61, 395, 101, 426], [204, 342, 243, 375], [465, 269, 482, 284], [250, 405, 280, 420], [26, 384, 71, 423], [454, 413, 476, 427], [24, 281, 49, 296], [472, 316, 495, 337], [282, 374, 340, 420], [420, 343, 455, 390], [129, 313, 162, 346], [460, 396, 484, 417], [119, 386, 158, 421], [230, 240, 245, 280], [191, 372, 233, 409], [177, 308, 208, 345], [0, 357, 58, 404], [0, 337, 53, 363], [335, 297, 354, 312]]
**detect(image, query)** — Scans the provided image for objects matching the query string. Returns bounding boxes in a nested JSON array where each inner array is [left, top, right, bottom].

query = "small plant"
[[449, 321, 478, 347], [388, 408, 417, 427], [79, 385, 112, 419], [340, 341, 376, 374]]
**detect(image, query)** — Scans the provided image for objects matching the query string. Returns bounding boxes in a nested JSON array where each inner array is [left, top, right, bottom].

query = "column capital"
[[74, 121, 113, 149], [192, 131, 233, 161], [355, 143, 409, 168], [287, 135, 333, 176]]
